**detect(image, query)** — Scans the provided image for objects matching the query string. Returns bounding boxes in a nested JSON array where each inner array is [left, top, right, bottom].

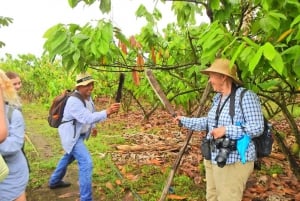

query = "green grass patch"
[[22, 102, 207, 200], [261, 164, 284, 175]]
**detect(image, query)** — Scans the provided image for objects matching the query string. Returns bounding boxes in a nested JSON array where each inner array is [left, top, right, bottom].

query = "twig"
[[159, 83, 212, 201], [108, 154, 143, 201], [24, 133, 39, 157]]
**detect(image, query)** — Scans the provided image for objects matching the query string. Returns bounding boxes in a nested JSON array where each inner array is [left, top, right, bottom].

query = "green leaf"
[[221, 37, 237, 55], [44, 29, 69, 55], [231, 42, 246, 65], [73, 33, 89, 45], [43, 24, 63, 39], [100, 42, 110, 55], [291, 15, 300, 28], [114, 27, 130, 47], [202, 28, 224, 50], [229, 0, 239, 4], [91, 42, 100, 57], [240, 46, 255, 63], [261, 0, 270, 11], [172, 2, 196, 27], [260, 15, 280, 31], [210, 0, 220, 10], [153, 8, 162, 21], [0, 16, 13, 27], [62, 56, 75, 71], [249, 47, 263, 73], [269, 53, 284, 75], [242, 37, 259, 49], [201, 35, 225, 63], [268, 11, 287, 21], [68, 0, 78, 8], [68, 24, 81, 34], [0, 41, 5, 48], [83, 0, 96, 5], [257, 78, 281, 90], [263, 42, 276, 61], [293, 56, 300, 77], [101, 23, 113, 42], [282, 45, 300, 55], [72, 49, 81, 64], [136, 5, 148, 17], [100, 0, 111, 14], [294, 27, 300, 40]]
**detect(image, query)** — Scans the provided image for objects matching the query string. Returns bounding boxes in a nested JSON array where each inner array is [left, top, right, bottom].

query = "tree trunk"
[[273, 129, 300, 181]]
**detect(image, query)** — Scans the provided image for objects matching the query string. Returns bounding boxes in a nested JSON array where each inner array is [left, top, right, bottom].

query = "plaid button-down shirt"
[[180, 87, 264, 165]]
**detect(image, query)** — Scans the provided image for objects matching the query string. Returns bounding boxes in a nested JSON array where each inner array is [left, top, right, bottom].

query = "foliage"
[[68, 0, 111, 14], [0, 16, 13, 48], [1, 0, 300, 178], [22, 102, 206, 200], [0, 54, 73, 104], [41, 0, 300, 112], [258, 163, 284, 176]]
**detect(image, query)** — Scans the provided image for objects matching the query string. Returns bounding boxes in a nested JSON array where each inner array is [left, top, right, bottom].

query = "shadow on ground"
[[27, 165, 80, 201]]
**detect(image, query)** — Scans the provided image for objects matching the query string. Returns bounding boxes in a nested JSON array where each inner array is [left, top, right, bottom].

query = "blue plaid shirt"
[[181, 87, 264, 165]]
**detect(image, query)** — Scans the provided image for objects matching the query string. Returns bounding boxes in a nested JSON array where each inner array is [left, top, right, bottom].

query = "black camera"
[[214, 137, 236, 168], [201, 138, 211, 160]]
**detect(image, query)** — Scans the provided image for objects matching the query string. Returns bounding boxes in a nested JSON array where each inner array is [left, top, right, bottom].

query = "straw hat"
[[75, 72, 96, 87], [200, 58, 242, 85]]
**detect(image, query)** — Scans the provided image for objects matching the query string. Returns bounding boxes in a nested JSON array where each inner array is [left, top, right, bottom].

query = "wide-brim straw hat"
[[200, 58, 243, 85], [76, 72, 96, 87]]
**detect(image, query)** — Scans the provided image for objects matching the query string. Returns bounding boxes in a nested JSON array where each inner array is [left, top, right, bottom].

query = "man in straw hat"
[[174, 58, 264, 201], [48, 72, 120, 201]]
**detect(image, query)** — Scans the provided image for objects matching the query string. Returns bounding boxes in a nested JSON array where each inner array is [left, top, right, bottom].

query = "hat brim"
[[200, 69, 243, 85], [76, 79, 96, 87]]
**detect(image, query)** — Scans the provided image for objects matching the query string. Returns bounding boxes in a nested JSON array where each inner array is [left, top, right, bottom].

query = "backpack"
[[238, 89, 274, 158], [229, 88, 274, 158], [48, 90, 86, 128]]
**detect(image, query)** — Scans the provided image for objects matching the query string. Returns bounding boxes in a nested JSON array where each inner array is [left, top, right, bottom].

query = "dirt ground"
[[27, 168, 80, 201], [24, 108, 300, 201], [25, 132, 82, 201]]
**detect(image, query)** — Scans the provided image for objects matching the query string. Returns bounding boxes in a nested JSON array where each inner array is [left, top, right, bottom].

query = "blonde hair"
[[0, 69, 21, 107]]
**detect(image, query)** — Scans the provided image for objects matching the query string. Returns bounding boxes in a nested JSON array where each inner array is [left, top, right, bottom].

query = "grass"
[[22, 102, 206, 200], [23, 100, 299, 201], [22, 100, 298, 201]]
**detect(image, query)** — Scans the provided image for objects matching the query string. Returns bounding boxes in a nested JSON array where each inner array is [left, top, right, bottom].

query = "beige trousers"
[[204, 159, 254, 201]]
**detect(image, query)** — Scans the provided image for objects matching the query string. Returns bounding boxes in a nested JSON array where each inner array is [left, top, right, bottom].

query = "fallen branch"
[[108, 154, 143, 201], [25, 133, 39, 157], [159, 83, 212, 201]]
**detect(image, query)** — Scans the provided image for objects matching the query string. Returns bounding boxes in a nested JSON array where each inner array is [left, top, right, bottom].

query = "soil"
[[24, 107, 300, 201], [25, 133, 81, 201]]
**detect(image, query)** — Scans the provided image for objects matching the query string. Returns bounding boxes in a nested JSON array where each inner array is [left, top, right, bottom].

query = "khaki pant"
[[204, 159, 254, 201]]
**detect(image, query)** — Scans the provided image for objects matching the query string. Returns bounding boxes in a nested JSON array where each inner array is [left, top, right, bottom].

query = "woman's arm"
[[0, 89, 7, 142], [0, 108, 25, 156]]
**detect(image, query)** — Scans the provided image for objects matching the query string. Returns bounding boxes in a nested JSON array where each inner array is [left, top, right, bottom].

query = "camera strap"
[[215, 84, 238, 127], [228, 84, 238, 124]]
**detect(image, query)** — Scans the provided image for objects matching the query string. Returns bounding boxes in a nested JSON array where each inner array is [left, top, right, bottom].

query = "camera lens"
[[215, 138, 224, 149], [215, 148, 230, 168], [222, 138, 230, 148]]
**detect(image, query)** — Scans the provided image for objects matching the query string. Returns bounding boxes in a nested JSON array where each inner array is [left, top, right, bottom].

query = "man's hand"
[[91, 128, 98, 137], [106, 103, 121, 116]]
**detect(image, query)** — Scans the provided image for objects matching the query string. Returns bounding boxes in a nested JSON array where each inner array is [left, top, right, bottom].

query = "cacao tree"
[[0, 16, 13, 48], [42, 0, 300, 178]]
